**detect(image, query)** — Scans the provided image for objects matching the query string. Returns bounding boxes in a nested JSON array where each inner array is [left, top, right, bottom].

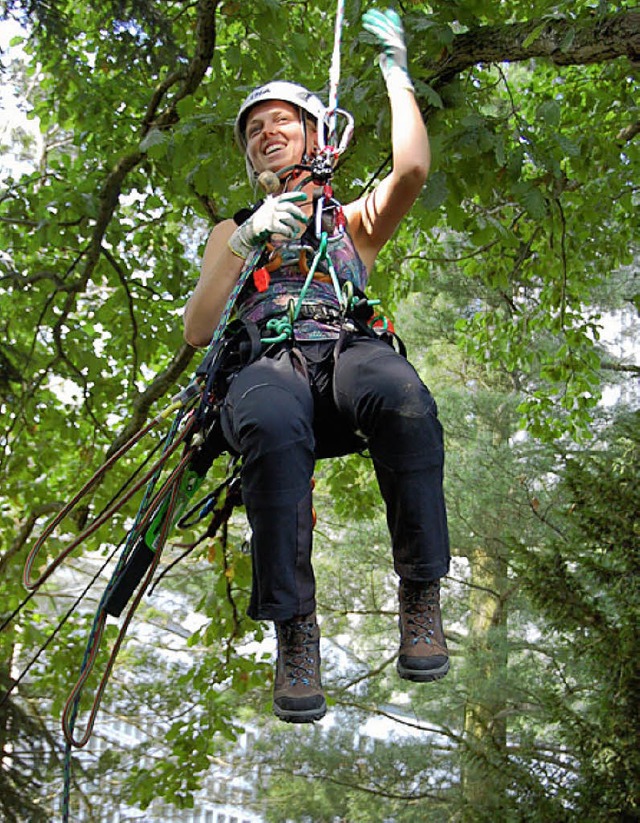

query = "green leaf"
[[176, 96, 196, 118], [555, 133, 581, 157], [421, 169, 448, 211], [522, 23, 546, 48], [140, 128, 166, 154], [415, 79, 443, 109], [2, 5, 638, 820], [513, 181, 547, 219], [560, 27, 576, 52], [536, 99, 561, 126]]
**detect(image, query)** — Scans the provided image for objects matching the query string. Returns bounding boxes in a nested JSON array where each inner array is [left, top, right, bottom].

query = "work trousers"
[[221, 333, 450, 622]]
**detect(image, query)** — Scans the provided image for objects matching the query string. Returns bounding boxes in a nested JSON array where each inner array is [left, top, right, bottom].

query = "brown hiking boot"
[[273, 613, 326, 723], [397, 579, 450, 682]]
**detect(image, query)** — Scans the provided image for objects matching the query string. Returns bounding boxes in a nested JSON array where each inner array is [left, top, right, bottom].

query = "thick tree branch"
[[142, 0, 219, 133], [428, 11, 640, 85], [616, 121, 640, 143], [142, 69, 187, 131], [600, 360, 640, 375], [52, 0, 219, 458], [62, 0, 219, 304]]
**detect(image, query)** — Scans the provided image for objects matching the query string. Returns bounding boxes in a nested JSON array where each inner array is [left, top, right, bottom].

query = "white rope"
[[328, 0, 346, 137]]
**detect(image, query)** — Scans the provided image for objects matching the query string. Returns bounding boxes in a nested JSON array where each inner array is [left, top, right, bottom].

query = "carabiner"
[[319, 107, 355, 155]]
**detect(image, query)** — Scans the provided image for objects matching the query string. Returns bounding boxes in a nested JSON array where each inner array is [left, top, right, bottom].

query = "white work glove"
[[228, 192, 308, 259], [362, 8, 414, 95]]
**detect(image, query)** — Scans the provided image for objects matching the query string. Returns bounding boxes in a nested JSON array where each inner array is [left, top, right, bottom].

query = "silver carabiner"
[[318, 107, 355, 155]]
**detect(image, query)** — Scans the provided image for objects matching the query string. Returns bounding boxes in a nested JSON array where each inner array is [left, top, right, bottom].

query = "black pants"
[[222, 334, 450, 621]]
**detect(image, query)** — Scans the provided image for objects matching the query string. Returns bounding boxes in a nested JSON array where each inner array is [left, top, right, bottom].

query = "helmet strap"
[[300, 110, 318, 166]]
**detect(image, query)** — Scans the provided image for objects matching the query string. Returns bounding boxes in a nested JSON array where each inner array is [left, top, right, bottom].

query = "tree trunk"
[[461, 542, 510, 815]]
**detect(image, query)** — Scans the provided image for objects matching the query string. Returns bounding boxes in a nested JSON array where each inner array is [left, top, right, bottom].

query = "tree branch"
[[427, 10, 640, 86], [100, 246, 140, 385], [141, 0, 220, 134], [57, 0, 219, 317], [616, 121, 640, 143], [50, 0, 219, 455], [600, 360, 640, 374]]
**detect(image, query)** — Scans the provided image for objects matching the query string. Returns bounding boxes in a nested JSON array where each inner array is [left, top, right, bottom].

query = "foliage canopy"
[[0, 0, 638, 819]]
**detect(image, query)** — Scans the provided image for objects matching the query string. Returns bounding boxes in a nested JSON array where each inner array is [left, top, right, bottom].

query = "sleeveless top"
[[234, 227, 369, 341]]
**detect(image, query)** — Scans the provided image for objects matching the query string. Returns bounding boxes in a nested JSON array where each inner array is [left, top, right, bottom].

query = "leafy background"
[[0, 0, 638, 820]]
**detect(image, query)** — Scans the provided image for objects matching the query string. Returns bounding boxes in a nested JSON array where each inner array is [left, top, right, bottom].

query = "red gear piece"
[[253, 267, 271, 292]]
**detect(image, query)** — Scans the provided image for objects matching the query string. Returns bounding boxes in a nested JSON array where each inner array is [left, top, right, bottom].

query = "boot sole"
[[397, 659, 450, 682], [273, 701, 327, 724]]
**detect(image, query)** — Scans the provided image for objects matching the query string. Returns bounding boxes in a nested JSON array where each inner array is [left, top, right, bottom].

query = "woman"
[[184, 9, 450, 723]]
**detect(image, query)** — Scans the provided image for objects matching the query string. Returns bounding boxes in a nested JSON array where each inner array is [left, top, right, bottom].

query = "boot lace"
[[403, 581, 439, 645], [279, 620, 319, 685]]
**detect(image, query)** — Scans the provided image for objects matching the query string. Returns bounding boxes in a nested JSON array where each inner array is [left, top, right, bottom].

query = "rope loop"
[[262, 316, 294, 344], [342, 279, 354, 305]]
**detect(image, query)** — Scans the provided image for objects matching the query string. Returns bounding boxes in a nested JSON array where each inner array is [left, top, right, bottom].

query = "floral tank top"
[[234, 228, 369, 341]]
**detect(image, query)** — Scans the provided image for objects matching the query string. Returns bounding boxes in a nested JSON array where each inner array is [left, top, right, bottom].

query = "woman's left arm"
[[345, 9, 430, 269]]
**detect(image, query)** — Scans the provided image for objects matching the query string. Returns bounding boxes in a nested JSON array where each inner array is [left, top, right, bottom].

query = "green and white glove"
[[362, 8, 414, 95], [228, 192, 309, 259]]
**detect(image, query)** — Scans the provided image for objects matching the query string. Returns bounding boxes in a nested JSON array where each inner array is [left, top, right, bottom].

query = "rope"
[[9, 386, 197, 818], [61, 461, 184, 820], [0, 539, 123, 711], [60, 413, 194, 820], [23, 386, 200, 593], [203, 249, 262, 352], [328, 0, 346, 140], [260, 230, 349, 346], [61, 411, 194, 749], [62, 455, 189, 748], [149, 460, 243, 595]]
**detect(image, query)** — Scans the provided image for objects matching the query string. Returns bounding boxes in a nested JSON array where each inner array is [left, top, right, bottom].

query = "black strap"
[[195, 319, 264, 428], [233, 200, 263, 226]]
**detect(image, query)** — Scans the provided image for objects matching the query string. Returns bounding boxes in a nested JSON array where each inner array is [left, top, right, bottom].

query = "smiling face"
[[245, 100, 318, 176]]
